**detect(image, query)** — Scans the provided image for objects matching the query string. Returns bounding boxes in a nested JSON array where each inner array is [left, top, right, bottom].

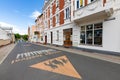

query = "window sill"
[[79, 44, 103, 47]]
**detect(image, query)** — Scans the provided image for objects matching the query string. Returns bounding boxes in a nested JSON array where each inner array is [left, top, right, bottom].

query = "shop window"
[[80, 26, 86, 44], [94, 23, 102, 45], [80, 31, 85, 44], [86, 24, 93, 44], [80, 23, 102, 46]]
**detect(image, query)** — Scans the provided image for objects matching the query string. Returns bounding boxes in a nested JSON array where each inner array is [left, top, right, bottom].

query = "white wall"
[[72, 24, 80, 47], [77, 11, 120, 53], [46, 23, 74, 46], [47, 30, 51, 44], [0, 28, 10, 40], [72, 0, 120, 53], [43, 0, 120, 53], [103, 11, 120, 52]]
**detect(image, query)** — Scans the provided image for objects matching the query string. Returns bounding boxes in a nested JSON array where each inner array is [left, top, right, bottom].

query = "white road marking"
[[11, 49, 62, 64], [16, 54, 21, 59], [24, 53, 31, 57], [29, 52, 35, 56]]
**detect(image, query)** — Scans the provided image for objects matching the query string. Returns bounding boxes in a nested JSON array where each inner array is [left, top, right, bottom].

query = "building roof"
[[0, 26, 12, 30]]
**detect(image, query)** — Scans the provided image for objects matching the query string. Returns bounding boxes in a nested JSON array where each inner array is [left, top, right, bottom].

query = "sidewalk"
[[33, 43, 120, 64], [0, 43, 15, 64]]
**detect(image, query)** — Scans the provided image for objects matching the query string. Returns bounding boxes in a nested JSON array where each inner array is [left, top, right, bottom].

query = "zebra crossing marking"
[[11, 49, 61, 64]]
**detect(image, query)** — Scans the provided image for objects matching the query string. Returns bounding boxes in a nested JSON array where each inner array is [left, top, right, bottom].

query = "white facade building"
[[43, 0, 74, 47], [0, 26, 13, 40], [71, 0, 120, 53], [41, 0, 120, 53], [0, 26, 14, 46], [0, 28, 10, 40]]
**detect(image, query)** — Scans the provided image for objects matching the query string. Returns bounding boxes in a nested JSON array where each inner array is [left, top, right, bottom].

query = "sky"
[[0, 0, 44, 35]]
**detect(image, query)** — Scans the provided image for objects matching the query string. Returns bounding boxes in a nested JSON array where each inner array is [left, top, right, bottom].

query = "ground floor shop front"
[[42, 13, 120, 54]]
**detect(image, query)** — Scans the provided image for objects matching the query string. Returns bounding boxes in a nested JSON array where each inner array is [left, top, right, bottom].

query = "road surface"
[[0, 42, 120, 80]]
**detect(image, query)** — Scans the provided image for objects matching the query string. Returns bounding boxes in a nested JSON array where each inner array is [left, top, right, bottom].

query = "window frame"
[[56, 30, 59, 41], [80, 22, 103, 46], [56, 14, 59, 23], [76, 0, 79, 9], [65, 7, 70, 19]]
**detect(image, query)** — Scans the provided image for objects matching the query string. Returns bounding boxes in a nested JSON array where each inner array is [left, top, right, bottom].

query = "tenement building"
[[43, 0, 73, 47], [35, 14, 44, 43], [39, 0, 120, 53]]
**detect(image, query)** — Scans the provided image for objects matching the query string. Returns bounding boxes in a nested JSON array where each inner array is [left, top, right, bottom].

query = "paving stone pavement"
[[33, 43, 120, 64], [0, 43, 15, 64]]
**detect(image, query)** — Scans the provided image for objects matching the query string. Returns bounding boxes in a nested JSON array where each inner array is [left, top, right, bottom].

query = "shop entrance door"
[[45, 35, 47, 44], [63, 28, 72, 47]]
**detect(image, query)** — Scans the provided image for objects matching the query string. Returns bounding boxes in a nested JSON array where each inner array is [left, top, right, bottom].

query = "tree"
[[14, 33, 28, 41], [14, 33, 21, 40], [21, 34, 28, 41]]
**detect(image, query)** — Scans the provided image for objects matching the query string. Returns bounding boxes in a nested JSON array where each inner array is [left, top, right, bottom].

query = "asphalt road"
[[0, 42, 120, 80]]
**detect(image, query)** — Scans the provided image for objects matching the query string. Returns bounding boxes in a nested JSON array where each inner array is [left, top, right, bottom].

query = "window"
[[91, 0, 95, 2], [76, 0, 84, 9], [56, 30, 59, 41], [56, 0, 59, 8], [56, 14, 59, 23], [50, 18, 52, 26], [86, 24, 93, 44], [41, 36, 43, 41], [77, 0, 79, 9], [80, 26, 86, 44], [80, 23, 102, 46], [89, 0, 96, 3], [80, 0, 83, 7], [76, 0, 96, 7], [45, 20, 48, 28], [94, 23, 102, 45], [65, 7, 70, 19]]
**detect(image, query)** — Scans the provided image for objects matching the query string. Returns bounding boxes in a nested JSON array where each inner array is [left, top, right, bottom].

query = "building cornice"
[[43, 0, 53, 11]]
